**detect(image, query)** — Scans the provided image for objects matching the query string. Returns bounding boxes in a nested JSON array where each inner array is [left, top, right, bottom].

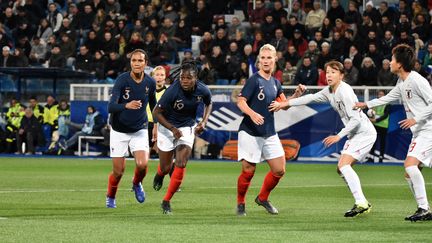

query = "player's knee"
[[175, 159, 187, 168], [112, 170, 124, 179], [273, 169, 285, 177]]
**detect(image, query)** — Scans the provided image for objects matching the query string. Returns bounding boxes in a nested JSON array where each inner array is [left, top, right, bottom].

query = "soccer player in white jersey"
[[354, 44, 432, 221], [270, 60, 376, 217]]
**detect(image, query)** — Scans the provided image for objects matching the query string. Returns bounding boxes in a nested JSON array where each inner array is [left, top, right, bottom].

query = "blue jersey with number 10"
[[238, 73, 283, 137]]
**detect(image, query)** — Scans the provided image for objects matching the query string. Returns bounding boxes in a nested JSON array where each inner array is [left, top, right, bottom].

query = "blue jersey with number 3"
[[238, 73, 283, 137], [157, 80, 212, 128]]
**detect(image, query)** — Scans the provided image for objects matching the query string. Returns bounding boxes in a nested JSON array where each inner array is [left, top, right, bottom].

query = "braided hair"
[[168, 60, 200, 82]]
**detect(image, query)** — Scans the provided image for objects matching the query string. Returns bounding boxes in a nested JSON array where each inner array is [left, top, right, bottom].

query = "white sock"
[[405, 166, 429, 210], [405, 177, 415, 199], [340, 165, 367, 205]]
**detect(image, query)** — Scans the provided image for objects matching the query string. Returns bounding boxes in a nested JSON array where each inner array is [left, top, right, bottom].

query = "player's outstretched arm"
[[353, 102, 367, 110]]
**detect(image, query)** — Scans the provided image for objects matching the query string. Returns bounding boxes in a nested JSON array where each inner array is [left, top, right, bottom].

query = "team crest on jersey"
[[406, 89, 412, 99], [174, 99, 184, 110], [145, 86, 149, 94], [196, 96, 202, 102], [123, 87, 131, 100]]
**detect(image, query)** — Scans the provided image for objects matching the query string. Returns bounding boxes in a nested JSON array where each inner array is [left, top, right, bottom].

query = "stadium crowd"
[[1, 0, 432, 155], [0, 0, 431, 85]]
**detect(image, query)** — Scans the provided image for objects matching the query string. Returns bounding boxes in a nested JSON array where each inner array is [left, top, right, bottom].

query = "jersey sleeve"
[[337, 88, 362, 138], [366, 83, 401, 108], [238, 77, 256, 101], [288, 89, 328, 106], [108, 78, 126, 113], [413, 78, 432, 123], [203, 85, 212, 106], [148, 78, 157, 112]]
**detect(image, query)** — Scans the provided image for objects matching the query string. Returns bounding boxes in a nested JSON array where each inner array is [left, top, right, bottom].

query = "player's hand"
[[369, 117, 376, 123], [19, 129, 24, 135], [353, 102, 367, 110], [399, 118, 416, 130], [125, 100, 142, 109], [250, 112, 264, 125], [194, 121, 206, 135], [323, 135, 341, 147], [152, 124, 158, 142], [294, 84, 307, 97], [171, 127, 183, 139], [268, 101, 285, 112]]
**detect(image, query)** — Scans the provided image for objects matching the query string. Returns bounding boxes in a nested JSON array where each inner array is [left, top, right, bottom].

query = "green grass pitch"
[[0, 157, 431, 242]]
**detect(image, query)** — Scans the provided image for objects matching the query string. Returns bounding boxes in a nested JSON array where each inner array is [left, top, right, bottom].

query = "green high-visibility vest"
[[374, 105, 389, 129]]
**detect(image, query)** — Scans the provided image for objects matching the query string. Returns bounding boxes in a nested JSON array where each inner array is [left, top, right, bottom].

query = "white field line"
[[0, 183, 431, 193], [0, 217, 7, 220]]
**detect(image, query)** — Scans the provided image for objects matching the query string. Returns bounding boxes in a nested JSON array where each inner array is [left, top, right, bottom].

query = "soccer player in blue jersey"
[[152, 61, 212, 215], [236, 44, 302, 216], [105, 49, 157, 208]]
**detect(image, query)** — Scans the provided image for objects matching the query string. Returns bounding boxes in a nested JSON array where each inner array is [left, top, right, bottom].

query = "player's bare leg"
[[255, 156, 285, 215], [106, 157, 126, 208], [131, 150, 149, 203], [237, 160, 256, 216]]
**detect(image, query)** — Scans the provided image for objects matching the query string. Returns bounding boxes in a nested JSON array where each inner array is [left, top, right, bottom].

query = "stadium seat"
[[0, 76, 17, 92], [216, 79, 229, 85]]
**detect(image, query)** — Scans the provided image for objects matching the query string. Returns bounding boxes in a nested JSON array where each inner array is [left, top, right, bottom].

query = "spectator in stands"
[[327, 0, 345, 26], [209, 45, 227, 81], [16, 108, 44, 155], [243, 44, 256, 74], [365, 42, 384, 69], [198, 58, 216, 85], [36, 18, 53, 43], [100, 31, 118, 55], [84, 31, 100, 54], [378, 1, 397, 25], [59, 33, 75, 67], [423, 43, 432, 69], [294, 56, 318, 85], [154, 32, 176, 65], [363, 1, 380, 24], [233, 30, 246, 53], [213, 17, 228, 34], [285, 15, 305, 40], [316, 42, 333, 70], [0, 7, 17, 30], [158, 2, 178, 23], [270, 28, 288, 54], [190, 0, 212, 35], [48, 45, 66, 68], [284, 45, 301, 67], [226, 41, 243, 82], [160, 18, 176, 39], [414, 59, 429, 79], [395, 13, 410, 37], [377, 15, 394, 38], [199, 31, 214, 60], [412, 33, 425, 60], [318, 17, 332, 41], [282, 61, 296, 85], [57, 18, 77, 42], [15, 35, 31, 58], [397, 0, 411, 19], [251, 30, 265, 57], [396, 30, 415, 47], [344, 1, 361, 33], [29, 36, 47, 65], [105, 51, 123, 82], [288, 29, 308, 57], [181, 49, 194, 64], [302, 40, 320, 66], [105, 0, 121, 17], [227, 17, 246, 41], [172, 19, 191, 50], [13, 47, 29, 67], [1, 46, 14, 67], [305, 1, 326, 37], [377, 59, 397, 86], [76, 4, 96, 33], [261, 14, 277, 43], [249, 0, 268, 30], [358, 57, 378, 86], [329, 31, 345, 61], [345, 45, 362, 69], [75, 45, 93, 73], [124, 32, 146, 56], [358, 14, 377, 41], [313, 31, 325, 50], [46, 3, 63, 34], [290, 0, 306, 25], [117, 19, 131, 41], [59, 105, 104, 151], [270, 0, 287, 25], [92, 50, 107, 81], [381, 30, 396, 60], [343, 58, 359, 85], [213, 28, 230, 53]]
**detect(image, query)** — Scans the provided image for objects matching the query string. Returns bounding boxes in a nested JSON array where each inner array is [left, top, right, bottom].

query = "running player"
[[152, 61, 212, 215], [354, 44, 432, 221], [236, 44, 302, 216], [270, 60, 376, 217], [106, 49, 157, 208]]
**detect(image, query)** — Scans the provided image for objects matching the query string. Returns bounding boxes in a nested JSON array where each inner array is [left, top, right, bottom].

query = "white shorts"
[[110, 128, 149, 157], [407, 135, 432, 168], [237, 130, 285, 163], [341, 132, 377, 162], [157, 125, 195, 152]]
